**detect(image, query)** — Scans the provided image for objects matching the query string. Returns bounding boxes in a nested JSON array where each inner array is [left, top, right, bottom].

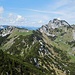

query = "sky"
[[0, 0, 75, 27]]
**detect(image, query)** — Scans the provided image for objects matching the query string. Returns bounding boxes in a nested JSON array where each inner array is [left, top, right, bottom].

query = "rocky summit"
[[0, 19, 75, 75], [39, 18, 71, 32]]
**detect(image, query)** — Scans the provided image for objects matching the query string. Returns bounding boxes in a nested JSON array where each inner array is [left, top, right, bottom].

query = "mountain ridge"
[[0, 19, 75, 75]]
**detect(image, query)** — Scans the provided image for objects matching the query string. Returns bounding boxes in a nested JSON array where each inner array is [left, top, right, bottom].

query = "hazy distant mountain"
[[0, 19, 75, 75]]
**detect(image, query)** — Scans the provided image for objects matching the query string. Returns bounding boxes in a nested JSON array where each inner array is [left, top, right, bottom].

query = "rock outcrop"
[[39, 18, 71, 37]]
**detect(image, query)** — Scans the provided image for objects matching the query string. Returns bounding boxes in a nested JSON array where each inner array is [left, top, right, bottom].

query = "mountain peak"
[[40, 19, 71, 30], [48, 19, 70, 29], [39, 19, 72, 37]]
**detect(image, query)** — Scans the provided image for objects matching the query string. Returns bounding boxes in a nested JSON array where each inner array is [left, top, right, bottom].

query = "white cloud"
[[16, 15, 25, 22], [2, 13, 26, 26], [25, 8, 48, 13], [38, 20, 43, 24], [57, 18, 61, 20], [31, 22, 36, 24], [16, 15, 22, 21], [8, 13, 13, 17], [25, 8, 65, 15], [0, 6, 4, 14]]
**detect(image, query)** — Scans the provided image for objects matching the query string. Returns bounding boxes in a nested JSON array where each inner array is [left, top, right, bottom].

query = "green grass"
[[17, 30, 33, 36], [1, 28, 33, 50], [70, 55, 75, 62], [48, 29, 75, 63], [8, 28, 33, 38]]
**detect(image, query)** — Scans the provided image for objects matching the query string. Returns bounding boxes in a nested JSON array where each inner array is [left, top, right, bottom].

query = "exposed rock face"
[[72, 30, 75, 40], [47, 19, 70, 29], [39, 18, 71, 37], [0, 26, 14, 37]]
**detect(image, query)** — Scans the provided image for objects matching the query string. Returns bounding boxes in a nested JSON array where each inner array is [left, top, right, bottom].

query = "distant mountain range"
[[0, 25, 39, 30]]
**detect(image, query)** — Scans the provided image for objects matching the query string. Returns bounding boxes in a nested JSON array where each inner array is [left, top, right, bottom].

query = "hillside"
[[0, 19, 75, 75]]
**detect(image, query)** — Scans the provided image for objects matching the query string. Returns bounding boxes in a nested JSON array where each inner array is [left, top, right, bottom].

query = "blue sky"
[[0, 0, 75, 27]]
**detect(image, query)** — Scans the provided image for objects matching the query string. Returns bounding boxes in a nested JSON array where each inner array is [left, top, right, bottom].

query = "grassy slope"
[[42, 26, 75, 62], [1, 28, 33, 50], [8, 28, 33, 39], [0, 27, 75, 75]]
